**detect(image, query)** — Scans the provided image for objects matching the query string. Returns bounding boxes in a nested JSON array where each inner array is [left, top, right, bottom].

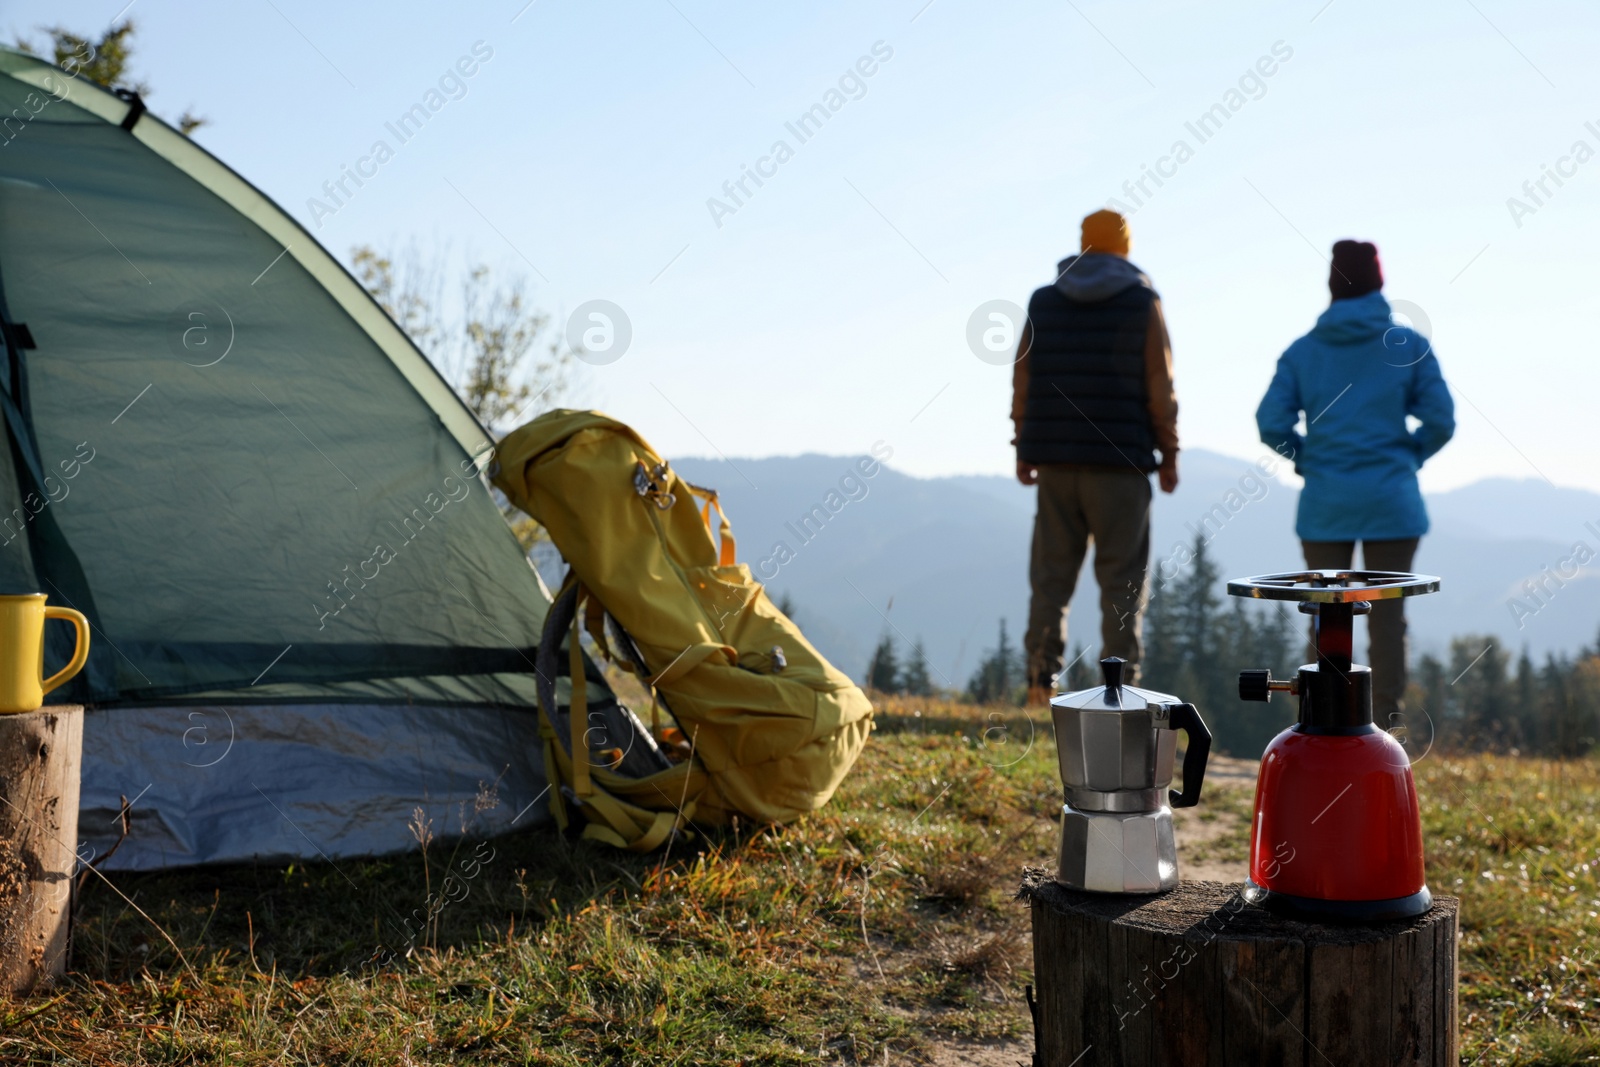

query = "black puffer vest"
[[1019, 281, 1156, 471]]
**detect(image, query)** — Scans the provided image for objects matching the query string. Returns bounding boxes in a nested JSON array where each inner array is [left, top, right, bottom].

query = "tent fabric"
[[78, 702, 551, 871], [81, 666, 611, 871], [0, 48, 557, 708], [0, 53, 488, 464]]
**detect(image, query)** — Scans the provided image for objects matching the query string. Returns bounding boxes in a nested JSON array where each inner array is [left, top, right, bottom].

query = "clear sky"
[[10, 0, 1597, 492]]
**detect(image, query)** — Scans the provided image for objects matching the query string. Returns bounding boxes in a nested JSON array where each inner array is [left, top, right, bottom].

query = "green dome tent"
[[0, 46, 583, 868]]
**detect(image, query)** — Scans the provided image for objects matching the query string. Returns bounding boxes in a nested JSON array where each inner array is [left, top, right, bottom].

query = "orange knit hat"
[[1081, 209, 1131, 256]]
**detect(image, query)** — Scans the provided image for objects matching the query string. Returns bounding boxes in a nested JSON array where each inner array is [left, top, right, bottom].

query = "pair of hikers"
[[1015, 209, 1455, 721]]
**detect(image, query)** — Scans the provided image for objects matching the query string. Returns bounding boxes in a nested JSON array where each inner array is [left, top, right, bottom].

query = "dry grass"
[[925, 927, 1027, 982], [0, 694, 1592, 1064]]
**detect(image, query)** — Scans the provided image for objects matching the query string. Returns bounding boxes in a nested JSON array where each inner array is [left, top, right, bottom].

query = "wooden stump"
[[1021, 871, 1458, 1066], [0, 706, 83, 995]]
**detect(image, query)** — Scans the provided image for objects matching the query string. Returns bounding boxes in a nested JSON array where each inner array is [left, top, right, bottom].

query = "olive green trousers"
[[1024, 466, 1152, 689]]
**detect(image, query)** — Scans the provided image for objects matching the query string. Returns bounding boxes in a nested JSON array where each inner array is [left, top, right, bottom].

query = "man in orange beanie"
[[1013, 209, 1180, 704]]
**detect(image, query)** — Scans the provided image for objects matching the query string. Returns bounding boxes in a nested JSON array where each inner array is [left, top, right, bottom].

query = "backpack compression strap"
[[648, 640, 732, 688], [534, 578, 704, 851], [683, 481, 737, 567]]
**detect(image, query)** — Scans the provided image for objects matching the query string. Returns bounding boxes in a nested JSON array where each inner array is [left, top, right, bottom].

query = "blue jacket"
[[1256, 292, 1455, 542]]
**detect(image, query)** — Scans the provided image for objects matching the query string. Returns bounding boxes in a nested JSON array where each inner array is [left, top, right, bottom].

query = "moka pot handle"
[[1162, 702, 1211, 809]]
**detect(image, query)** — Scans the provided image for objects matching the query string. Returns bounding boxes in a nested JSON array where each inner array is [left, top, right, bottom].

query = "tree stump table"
[[0, 705, 84, 995], [1020, 870, 1458, 1066]]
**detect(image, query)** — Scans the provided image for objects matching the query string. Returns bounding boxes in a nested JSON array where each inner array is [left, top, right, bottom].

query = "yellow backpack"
[[492, 410, 874, 850]]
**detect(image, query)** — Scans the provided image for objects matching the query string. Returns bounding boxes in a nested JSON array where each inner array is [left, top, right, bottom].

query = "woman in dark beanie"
[[1256, 240, 1455, 722]]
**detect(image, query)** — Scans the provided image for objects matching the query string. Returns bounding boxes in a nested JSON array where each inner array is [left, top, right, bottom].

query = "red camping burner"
[[1230, 569, 1440, 923]]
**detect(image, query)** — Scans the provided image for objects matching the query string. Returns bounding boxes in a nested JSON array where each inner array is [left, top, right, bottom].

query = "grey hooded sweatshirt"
[[1011, 254, 1179, 460]]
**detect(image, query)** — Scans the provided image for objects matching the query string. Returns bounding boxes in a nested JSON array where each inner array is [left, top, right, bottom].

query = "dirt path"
[[1183, 752, 1260, 791], [925, 1038, 1031, 1065], [1172, 754, 1257, 883]]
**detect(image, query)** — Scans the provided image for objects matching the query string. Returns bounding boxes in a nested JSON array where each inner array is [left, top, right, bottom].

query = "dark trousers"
[[1025, 466, 1152, 688], [1300, 538, 1420, 720]]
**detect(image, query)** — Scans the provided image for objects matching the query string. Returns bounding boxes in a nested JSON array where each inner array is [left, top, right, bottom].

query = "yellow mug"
[[0, 594, 90, 713]]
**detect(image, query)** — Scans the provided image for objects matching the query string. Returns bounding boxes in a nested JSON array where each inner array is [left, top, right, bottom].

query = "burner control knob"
[[1238, 670, 1297, 702]]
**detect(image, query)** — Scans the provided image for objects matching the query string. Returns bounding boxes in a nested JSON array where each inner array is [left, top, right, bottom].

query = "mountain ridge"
[[651, 449, 1600, 686]]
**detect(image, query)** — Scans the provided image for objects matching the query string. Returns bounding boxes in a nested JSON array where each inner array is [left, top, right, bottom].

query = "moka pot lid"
[[1050, 657, 1183, 713]]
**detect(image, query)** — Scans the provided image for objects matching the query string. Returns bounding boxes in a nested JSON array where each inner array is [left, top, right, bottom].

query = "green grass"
[[2, 698, 1596, 1064], [1418, 756, 1600, 1065]]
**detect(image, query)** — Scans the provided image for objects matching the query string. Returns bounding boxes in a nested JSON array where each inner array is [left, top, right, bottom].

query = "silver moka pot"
[[1052, 657, 1211, 893]]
